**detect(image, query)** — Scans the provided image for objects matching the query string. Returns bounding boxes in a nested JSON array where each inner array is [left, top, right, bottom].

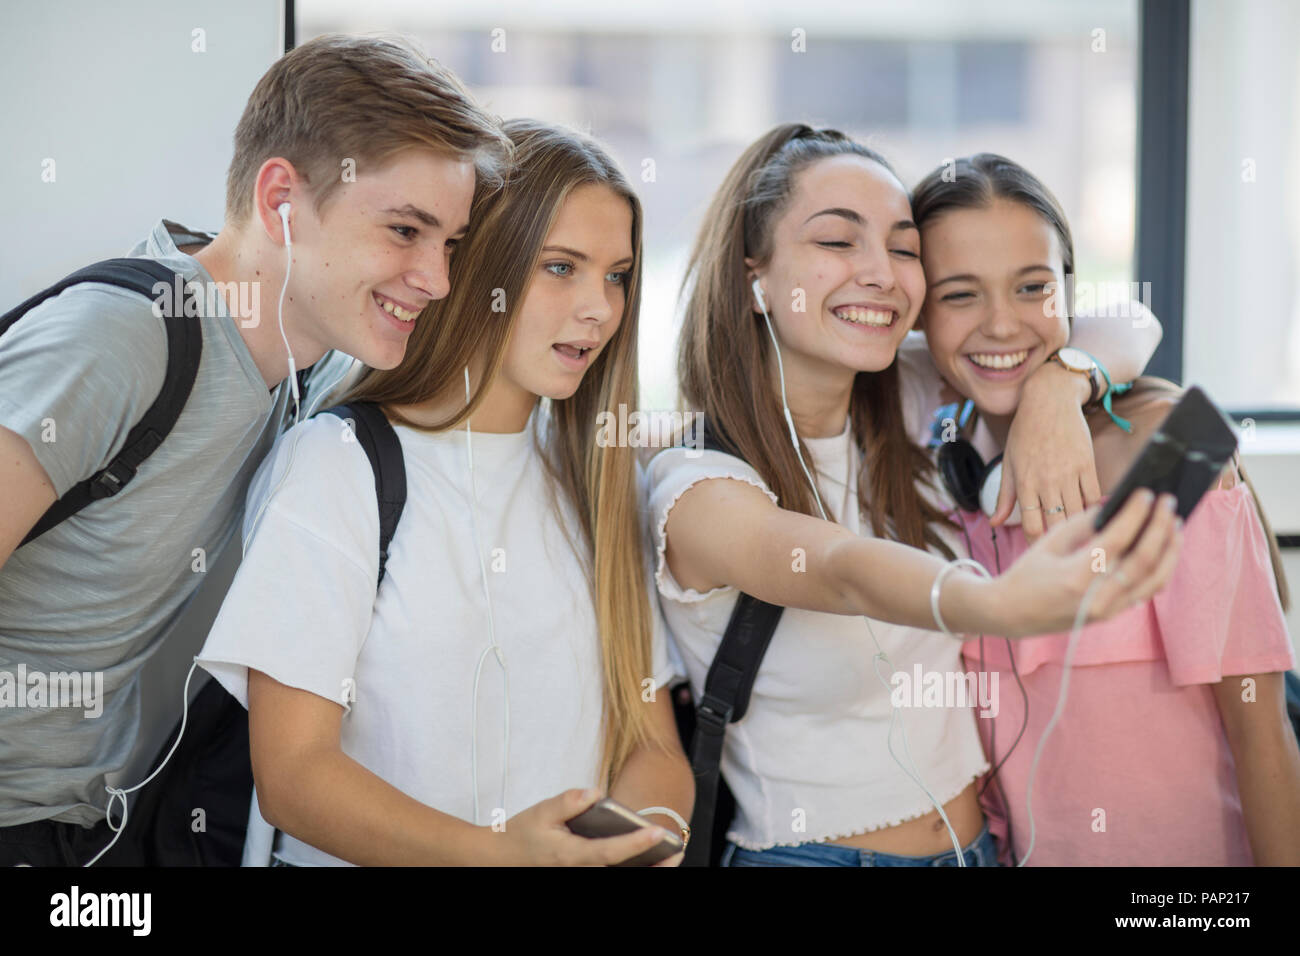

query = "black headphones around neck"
[[929, 399, 1007, 518]]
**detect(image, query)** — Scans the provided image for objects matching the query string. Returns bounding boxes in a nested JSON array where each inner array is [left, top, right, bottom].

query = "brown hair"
[[679, 123, 958, 558], [225, 33, 511, 227], [912, 153, 1076, 318], [346, 119, 658, 784], [912, 152, 1290, 611]]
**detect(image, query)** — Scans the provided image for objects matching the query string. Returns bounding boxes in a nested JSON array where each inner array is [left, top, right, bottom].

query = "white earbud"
[[750, 274, 825, 517], [278, 202, 292, 247]]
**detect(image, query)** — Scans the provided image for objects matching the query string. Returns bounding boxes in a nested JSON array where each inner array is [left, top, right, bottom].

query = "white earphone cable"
[[276, 202, 300, 425], [1014, 572, 1106, 866], [463, 366, 509, 826]]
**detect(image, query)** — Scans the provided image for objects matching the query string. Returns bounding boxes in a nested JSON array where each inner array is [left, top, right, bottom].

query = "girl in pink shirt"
[[909, 153, 1299, 865]]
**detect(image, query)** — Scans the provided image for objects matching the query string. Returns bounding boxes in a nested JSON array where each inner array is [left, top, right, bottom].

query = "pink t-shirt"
[[956, 484, 1294, 865]]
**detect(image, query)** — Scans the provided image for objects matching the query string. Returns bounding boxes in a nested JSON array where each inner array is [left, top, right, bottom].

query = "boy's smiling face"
[[285, 148, 475, 370]]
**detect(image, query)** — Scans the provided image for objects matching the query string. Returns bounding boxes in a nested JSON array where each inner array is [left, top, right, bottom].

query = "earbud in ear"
[[750, 277, 767, 314], [277, 202, 292, 247]]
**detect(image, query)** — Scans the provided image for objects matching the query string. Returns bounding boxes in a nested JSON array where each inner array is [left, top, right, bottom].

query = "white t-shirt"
[[198, 408, 678, 867], [646, 383, 990, 850]]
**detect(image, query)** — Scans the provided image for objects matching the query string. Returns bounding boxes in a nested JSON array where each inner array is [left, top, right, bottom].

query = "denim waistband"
[[722, 823, 1000, 867]]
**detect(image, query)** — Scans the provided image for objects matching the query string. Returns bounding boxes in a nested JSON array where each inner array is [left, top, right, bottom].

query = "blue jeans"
[[721, 823, 1000, 867]]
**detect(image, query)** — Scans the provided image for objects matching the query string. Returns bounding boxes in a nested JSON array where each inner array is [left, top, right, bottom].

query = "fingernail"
[[1164, 494, 1177, 512], [581, 788, 599, 801]]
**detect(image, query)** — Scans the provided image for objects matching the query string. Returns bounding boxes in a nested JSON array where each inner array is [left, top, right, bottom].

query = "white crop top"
[[646, 414, 989, 849], [200, 410, 679, 865]]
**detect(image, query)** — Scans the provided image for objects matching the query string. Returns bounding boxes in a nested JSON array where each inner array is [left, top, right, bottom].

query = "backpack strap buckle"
[[695, 694, 733, 733], [88, 463, 132, 499]]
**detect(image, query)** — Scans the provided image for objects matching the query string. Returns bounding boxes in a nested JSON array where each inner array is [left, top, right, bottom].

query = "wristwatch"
[[1049, 347, 1101, 406]]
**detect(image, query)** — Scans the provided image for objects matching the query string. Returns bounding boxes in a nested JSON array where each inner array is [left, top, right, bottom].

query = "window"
[[1183, 0, 1300, 413], [299, 0, 1140, 409]]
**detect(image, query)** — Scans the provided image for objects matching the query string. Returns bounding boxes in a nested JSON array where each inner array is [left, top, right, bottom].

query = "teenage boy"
[[0, 33, 509, 866]]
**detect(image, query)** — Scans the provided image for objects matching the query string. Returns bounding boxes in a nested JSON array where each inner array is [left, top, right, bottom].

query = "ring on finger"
[[1020, 502, 1042, 512], [1044, 504, 1066, 516]]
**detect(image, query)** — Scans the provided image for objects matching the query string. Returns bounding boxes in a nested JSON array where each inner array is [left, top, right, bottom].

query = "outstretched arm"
[[662, 475, 1181, 638]]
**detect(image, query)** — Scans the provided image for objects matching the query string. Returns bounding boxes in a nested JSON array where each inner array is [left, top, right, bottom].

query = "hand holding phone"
[[565, 796, 685, 867]]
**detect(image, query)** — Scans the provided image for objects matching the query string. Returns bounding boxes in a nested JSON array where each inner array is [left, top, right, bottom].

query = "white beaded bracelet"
[[929, 558, 992, 639]]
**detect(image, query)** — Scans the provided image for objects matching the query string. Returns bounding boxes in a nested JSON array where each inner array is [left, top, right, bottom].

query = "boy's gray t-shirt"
[[0, 219, 293, 828]]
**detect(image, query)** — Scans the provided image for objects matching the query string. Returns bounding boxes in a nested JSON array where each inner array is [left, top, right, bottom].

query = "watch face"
[[1056, 347, 1092, 373]]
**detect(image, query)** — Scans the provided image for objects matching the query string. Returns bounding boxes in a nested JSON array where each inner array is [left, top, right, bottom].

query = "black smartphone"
[[1093, 385, 1238, 531], [565, 796, 684, 867]]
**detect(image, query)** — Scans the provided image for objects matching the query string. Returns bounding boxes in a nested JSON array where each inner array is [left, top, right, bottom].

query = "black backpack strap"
[[294, 364, 313, 414], [319, 402, 406, 586], [1286, 670, 1300, 748], [684, 592, 784, 867], [680, 416, 787, 866], [5, 258, 204, 547]]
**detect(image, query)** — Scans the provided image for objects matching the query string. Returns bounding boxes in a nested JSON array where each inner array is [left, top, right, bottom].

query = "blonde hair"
[[225, 33, 510, 226], [346, 119, 658, 784]]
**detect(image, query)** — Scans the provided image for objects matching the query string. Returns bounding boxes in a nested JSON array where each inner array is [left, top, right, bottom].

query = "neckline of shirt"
[[805, 415, 854, 485], [394, 407, 538, 451]]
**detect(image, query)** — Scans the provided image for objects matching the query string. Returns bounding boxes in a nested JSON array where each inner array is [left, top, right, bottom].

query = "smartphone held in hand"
[[565, 797, 684, 867]]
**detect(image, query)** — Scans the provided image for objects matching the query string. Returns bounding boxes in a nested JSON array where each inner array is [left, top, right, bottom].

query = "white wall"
[[1185, 0, 1300, 412], [0, 0, 283, 303]]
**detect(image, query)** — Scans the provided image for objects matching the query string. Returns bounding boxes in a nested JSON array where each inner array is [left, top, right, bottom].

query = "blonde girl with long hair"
[[198, 120, 692, 866]]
